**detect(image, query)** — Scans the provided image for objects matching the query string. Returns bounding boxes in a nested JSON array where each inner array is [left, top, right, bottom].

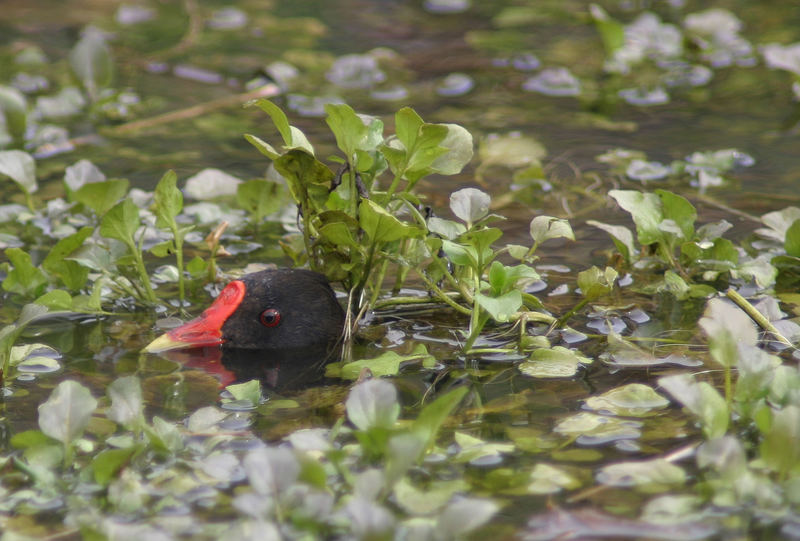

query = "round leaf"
[[346, 379, 400, 431], [38, 380, 98, 445], [450, 188, 490, 225], [530, 216, 575, 245], [0, 150, 37, 194], [430, 123, 474, 175]]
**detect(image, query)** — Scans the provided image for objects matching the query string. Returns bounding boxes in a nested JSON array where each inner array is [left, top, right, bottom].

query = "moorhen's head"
[[144, 268, 345, 353]]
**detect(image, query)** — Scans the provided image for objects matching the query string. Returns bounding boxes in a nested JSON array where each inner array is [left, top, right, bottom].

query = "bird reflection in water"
[[156, 343, 342, 391]]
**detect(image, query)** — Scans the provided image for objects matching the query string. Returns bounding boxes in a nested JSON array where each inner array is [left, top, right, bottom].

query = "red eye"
[[259, 308, 281, 328]]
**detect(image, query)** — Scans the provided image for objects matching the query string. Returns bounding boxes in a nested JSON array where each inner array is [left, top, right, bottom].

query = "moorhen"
[[144, 268, 345, 354]]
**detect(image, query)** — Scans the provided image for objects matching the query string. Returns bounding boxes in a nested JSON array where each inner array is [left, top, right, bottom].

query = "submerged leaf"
[[520, 346, 593, 378], [597, 458, 686, 489], [584, 383, 670, 417], [479, 133, 546, 169], [527, 463, 582, 494]]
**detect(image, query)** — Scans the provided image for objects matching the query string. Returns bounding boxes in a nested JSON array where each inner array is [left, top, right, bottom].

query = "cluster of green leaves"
[[589, 6, 757, 107], [0, 375, 500, 540], [589, 189, 776, 297], [245, 101, 615, 353], [423, 189, 576, 350], [0, 28, 131, 152], [245, 100, 473, 310], [595, 147, 755, 191], [754, 206, 800, 289], [0, 151, 287, 380], [658, 298, 800, 530], [0, 163, 188, 309]]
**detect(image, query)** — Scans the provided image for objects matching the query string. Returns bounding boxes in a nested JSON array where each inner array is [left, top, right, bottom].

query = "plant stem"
[[463, 273, 485, 352], [724, 365, 732, 407], [659, 244, 690, 281], [510, 310, 557, 326], [581, 333, 689, 344], [347, 158, 358, 218], [415, 272, 472, 316], [555, 298, 590, 328], [130, 235, 157, 304], [24, 191, 35, 212], [108, 85, 279, 135], [726, 288, 795, 348], [369, 257, 390, 309], [170, 223, 186, 312], [524, 240, 540, 260], [385, 172, 404, 200], [371, 293, 461, 311]]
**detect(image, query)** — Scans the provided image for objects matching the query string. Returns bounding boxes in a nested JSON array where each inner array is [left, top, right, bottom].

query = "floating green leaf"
[[225, 379, 262, 406], [520, 346, 593, 378], [597, 458, 686, 490], [584, 384, 670, 417]]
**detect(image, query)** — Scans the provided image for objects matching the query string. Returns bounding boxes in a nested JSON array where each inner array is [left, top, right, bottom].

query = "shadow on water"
[[157, 343, 342, 391]]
